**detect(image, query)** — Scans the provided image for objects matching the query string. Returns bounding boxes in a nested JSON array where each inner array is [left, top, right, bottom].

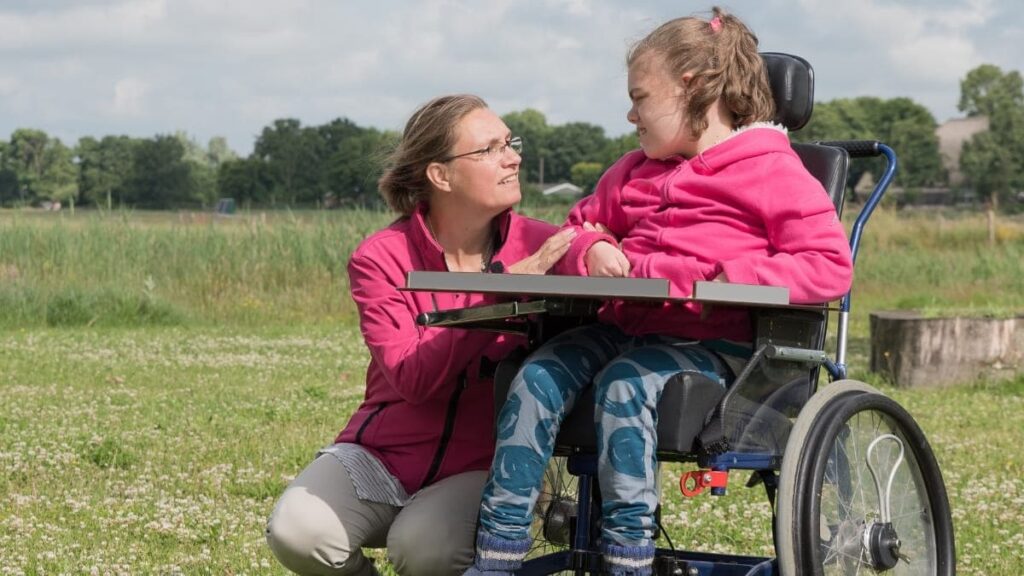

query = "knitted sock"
[[601, 541, 655, 576], [463, 531, 531, 576]]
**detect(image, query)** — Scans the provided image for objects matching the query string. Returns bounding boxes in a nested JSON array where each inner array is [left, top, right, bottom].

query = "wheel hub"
[[541, 496, 576, 546], [866, 521, 902, 570]]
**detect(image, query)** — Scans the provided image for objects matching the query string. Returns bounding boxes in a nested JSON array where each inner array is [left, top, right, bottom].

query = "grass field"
[[2, 207, 1023, 574]]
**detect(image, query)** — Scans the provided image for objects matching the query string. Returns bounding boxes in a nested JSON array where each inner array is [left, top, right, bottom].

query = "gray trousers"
[[266, 454, 486, 576]]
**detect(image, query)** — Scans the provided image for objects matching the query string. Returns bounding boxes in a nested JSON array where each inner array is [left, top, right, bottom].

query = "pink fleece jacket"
[[337, 205, 557, 494], [555, 125, 853, 342]]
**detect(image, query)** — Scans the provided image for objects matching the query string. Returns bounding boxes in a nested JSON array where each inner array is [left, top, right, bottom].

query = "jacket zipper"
[[422, 372, 468, 486], [355, 403, 387, 444]]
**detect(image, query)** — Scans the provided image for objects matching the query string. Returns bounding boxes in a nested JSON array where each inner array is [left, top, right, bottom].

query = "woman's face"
[[442, 108, 522, 213], [626, 53, 696, 159]]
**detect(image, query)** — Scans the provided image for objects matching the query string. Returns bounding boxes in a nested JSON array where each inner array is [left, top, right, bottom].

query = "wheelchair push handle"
[[815, 139, 884, 158]]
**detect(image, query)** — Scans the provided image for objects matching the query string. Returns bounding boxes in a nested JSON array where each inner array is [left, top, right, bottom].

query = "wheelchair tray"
[[405, 271, 673, 300], [405, 272, 799, 330]]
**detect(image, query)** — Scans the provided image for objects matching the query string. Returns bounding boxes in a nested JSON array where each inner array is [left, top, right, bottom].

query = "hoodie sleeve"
[[555, 150, 669, 276], [348, 253, 497, 405], [715, 154, 853, 304], [632, 252, 717, 298]]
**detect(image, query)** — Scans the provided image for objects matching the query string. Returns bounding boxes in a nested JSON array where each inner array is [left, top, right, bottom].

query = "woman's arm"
[[349, 253, 498, 405]]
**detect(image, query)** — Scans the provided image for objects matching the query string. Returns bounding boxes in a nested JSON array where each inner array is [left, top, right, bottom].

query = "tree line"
[[1, 64, 1020, 210]]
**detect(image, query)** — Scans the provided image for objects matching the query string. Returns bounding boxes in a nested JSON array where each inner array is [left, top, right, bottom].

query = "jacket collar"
[[692, 122, 791, 173], [409, 202, 514, 272]]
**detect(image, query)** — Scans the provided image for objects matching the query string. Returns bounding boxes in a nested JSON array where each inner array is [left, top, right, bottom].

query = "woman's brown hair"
[[377, 94, 488, 216], [627, 6, 775, 139]]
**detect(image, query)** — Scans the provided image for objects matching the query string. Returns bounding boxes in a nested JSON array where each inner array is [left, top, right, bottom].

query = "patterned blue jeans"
[[478, 323, 733, 547]]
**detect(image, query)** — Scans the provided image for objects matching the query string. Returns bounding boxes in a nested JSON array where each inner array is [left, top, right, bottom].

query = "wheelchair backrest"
[[762, 52, 849, 216]]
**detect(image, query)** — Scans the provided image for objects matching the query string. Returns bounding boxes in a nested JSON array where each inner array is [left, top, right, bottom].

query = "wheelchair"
[[407, 53, 955, 575]]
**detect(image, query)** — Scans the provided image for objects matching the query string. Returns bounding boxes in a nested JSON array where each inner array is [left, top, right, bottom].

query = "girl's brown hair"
[[627, 6, 775, 139], [378, 94, 488, 216]]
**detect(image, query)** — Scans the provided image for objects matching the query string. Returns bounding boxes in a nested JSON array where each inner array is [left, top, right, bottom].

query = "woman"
[[265, 94, 574, 576]]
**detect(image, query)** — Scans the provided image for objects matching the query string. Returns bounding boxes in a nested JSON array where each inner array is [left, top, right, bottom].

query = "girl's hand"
[[507, 228, 576, 275], [582, 221, 614, 238], [585, 241, 631, 277]]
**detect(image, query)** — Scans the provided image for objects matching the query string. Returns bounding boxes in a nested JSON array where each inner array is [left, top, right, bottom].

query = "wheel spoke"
[[820, 398, 945, 574]]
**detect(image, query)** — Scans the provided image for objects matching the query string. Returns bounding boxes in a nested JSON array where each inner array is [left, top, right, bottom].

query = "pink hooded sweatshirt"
[[555, 125, 853, 342], [337, 205, 557, 494]]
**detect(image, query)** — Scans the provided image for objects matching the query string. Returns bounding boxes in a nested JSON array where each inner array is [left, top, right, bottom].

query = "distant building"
[[936, 115, 989, 187], [541, 182, 583, 198]]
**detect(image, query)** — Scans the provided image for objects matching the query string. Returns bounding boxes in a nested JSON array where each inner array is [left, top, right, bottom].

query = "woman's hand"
[[506, 228, 576, 275], [585, 241, 631, 277]]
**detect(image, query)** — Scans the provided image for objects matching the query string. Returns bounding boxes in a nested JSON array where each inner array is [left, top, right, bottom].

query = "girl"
[[465, 8, 853, 576]]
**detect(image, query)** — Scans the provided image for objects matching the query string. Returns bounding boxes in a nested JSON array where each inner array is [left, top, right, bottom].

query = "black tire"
[[777, 382, 955, 575]]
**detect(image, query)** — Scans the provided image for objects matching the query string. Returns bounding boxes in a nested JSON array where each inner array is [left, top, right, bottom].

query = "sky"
[[0, 0, 1020, 155]]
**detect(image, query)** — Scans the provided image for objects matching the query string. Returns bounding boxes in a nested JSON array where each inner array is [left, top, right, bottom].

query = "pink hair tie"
[[709, 16, 722, 32]]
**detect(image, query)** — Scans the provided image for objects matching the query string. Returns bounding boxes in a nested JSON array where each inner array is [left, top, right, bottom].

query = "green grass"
[[1, 206, 1023, 573], [0, 208, 388, 327], [2, 327, 1021, 574], [0, 326, 369, 573], [3, 207, 1023, 330]]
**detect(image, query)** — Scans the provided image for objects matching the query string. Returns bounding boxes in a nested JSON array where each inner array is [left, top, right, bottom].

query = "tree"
[[0, 141, 19, 206], [544, 122, 607, 184], [6, 129, 78, 203], [957, 64, 1024, 208], [207, 136, 238, 166], [501, 109, 551, 184], [597, 133, 640, 169], [324, 128, 392, 207], [960, 131, 1012, 209], [570, 162, 604, 194], [218, 157, 270, 206], [318, 118, 365, 154], [870, 98, 944, 188], [171, 132, 236, 206], [76, 135, 138, 208], [254, 119, 325, 206], [122, 135, 194, 208], [795, 97, 945, 192], [959, 64, 1024, 118], [0, 169, 18, 206], [36, 139, 77, 203]]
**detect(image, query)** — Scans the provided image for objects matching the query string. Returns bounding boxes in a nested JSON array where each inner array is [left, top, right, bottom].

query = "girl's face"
[[442, 108, 522, 214], [626, 53, 696, 159]]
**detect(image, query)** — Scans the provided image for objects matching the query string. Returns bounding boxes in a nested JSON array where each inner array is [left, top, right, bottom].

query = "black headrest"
[[761, 52, 814, 131]]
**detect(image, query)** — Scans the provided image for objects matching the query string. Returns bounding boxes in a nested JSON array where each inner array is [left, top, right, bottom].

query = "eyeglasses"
[[441, 136, 522, 163]]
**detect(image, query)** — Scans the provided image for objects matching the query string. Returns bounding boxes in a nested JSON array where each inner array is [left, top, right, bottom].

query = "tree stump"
[[870, 311, 1024, 387]]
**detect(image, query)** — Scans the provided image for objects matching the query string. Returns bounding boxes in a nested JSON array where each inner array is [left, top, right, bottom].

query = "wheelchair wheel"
[[529, 456, 579, 560], [776, 381, 955, 575]]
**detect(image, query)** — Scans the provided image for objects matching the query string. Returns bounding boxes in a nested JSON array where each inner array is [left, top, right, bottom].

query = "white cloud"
[[0, 0, 167, 49], [0, 0, 1018, 153], [796, 0, 993, 83], [0, 76, 20, 97], [550, 0, 592, 17], [112, 78, 148, 116]]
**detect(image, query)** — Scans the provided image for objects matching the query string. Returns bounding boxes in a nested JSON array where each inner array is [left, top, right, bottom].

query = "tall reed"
[[1, 207, 1022, 329]]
